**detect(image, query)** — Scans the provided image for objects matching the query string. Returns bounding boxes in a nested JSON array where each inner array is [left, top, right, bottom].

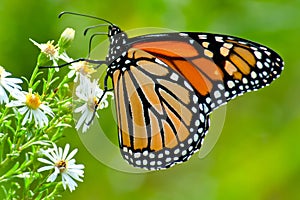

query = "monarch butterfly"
[[59, 12, 284, 170]]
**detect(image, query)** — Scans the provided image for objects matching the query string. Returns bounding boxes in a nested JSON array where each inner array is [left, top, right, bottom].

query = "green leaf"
[[0, 133, 8, 162], [37, 53, 53, 67], [31, 80, 41, 91], [5, 162, 20, 177]]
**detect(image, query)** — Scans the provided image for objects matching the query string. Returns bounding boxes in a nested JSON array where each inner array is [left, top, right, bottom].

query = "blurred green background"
[[1, 0, 299, 199]]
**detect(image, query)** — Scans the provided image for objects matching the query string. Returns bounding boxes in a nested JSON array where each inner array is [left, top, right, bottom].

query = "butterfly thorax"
[[106, 25, 129, 76]]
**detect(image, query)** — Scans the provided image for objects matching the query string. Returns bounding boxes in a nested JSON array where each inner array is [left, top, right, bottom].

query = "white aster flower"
[[74, 74, 113, 132], [30, 39, 72, 70], [37, 143, 85, 192], [6, 89, 54, 128], [67, 61, 96, 82], [0, 66, 23, 104]]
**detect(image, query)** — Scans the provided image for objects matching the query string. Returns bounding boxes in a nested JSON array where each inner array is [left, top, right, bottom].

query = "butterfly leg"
[[38, 58, 106, 69], [86, 74, 113, 125]]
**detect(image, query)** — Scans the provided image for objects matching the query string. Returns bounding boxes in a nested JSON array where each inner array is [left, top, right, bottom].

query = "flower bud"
[[58, 28, 75, 52]]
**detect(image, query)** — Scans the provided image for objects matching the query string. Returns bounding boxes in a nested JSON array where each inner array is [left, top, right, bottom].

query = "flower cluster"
[[0, 66, 53, 128], [0, 27, 113, 199]]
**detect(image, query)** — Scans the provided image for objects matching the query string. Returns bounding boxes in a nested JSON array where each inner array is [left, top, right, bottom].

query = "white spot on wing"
[[227, 80, 235, 88], [199, 113, 205, 123], [214, 90, 221, 99], [179, 33, 188, 37], [254, 51, 262, 59], [184, 81, 193, 91], [264, 50, 271, 56], [198, 34, 207, 39], [215, 36, 224, 42], [170, 73, 179, 81], [193, 95, 198, 103], [155, 58, 168, 67], [192, 107, 197, 113], [257, 61, 263, 69], [193, 134, 199, 142], [251, 71, 257, 79]]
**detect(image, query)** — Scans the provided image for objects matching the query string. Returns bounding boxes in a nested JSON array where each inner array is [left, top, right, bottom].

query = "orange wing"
[[131, 32, 283, 112], [112, 48, 209, 170]]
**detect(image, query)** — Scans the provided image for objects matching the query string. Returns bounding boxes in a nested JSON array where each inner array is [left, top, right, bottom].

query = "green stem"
[[0, 106, 9, 124], [42, 68, 55, 96], [45, 182, 62, 199], [48, 74, 71, 99], [0, 157, 9, 172], [28, 64, 40, 88]]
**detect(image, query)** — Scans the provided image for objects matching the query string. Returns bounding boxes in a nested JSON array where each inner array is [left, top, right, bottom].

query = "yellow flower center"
[[88, 96, 98, 111], [25, 92, 41, 110], [42, 41, 57, 56], [56, 160, 67, 173], [76, 61, 96, 76]]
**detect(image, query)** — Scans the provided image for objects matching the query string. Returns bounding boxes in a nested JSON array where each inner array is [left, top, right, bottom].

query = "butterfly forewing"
[[190, 33, 284, 102], [112, 48, 209, 170], [129, 32, 284, 113]]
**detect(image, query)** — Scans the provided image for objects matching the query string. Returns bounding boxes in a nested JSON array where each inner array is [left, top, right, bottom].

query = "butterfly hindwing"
[[112, 48, 210, 170]]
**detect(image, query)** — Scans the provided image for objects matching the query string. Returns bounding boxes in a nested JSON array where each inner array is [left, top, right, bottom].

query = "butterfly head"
[[108, 25, 122, 37], [106, 25, 128, 65]]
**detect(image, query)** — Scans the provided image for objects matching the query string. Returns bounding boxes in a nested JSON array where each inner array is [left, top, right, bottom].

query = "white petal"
[[52, 143, 60, 159], [62, 144, 70, 160], [37, 157, 54, 165], [58, 146, 63, 160], [47, 170, 59, 182], [69, 163, 85, 170], [21, 110, 30, 125], [74, 103, 87, 114], [18, 106, 28, 115], [0, 86, 9, 103], [7, 100, 25, 108], [37, 165, 54, 172], [62, 173, 78, 192], [67, 171, 83, 182], [75, 110, 88, 130], [29, 38, 42, 49], [65, 148, 78, 161], [33, 109, 49, 127], [39, 104, 54, 116]]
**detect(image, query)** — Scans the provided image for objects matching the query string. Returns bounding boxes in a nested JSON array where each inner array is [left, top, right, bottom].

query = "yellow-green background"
[[1, 0, 299, 199]]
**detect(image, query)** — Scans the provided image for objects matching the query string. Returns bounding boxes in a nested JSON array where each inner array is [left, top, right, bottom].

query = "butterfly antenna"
[[58, 11, 114, 26], [84, 24, 109, 36], [87, 32, 108, 57], [86, 75, 112, 126]]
